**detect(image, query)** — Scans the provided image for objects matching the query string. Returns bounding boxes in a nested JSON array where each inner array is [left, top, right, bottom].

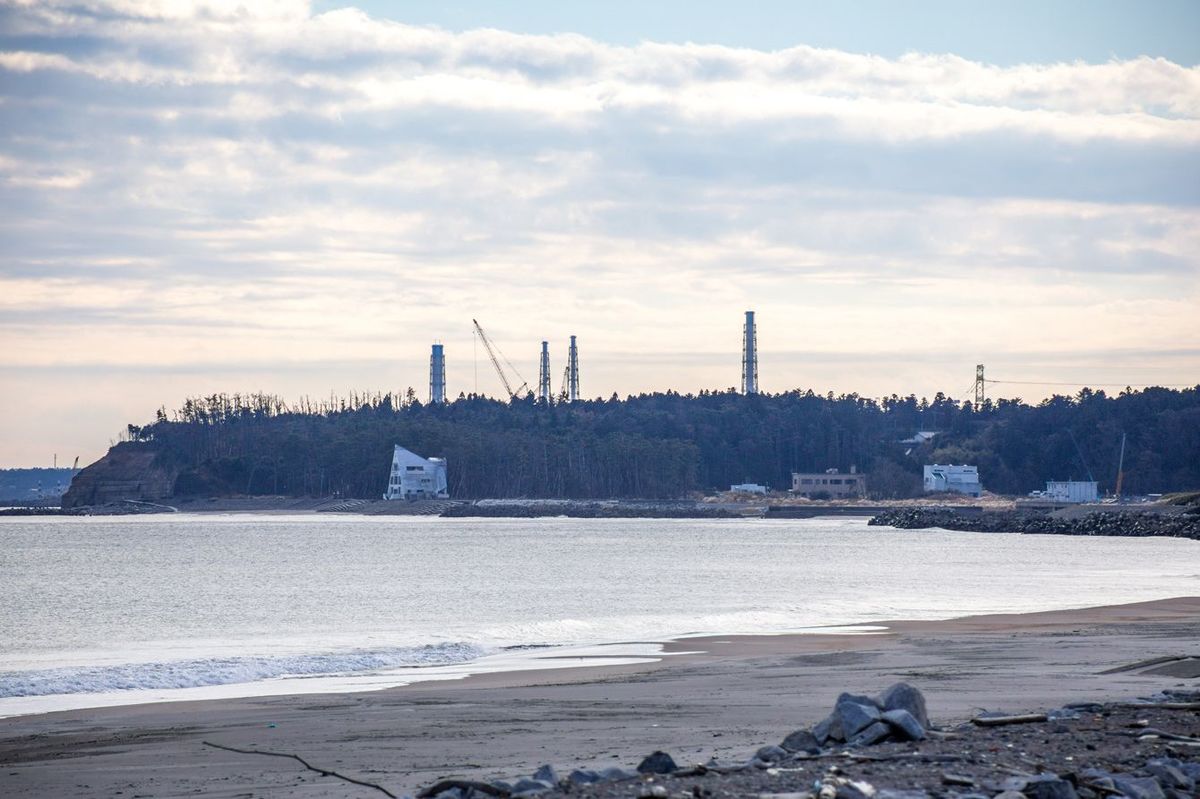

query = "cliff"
[[61, 443, 178, 509]]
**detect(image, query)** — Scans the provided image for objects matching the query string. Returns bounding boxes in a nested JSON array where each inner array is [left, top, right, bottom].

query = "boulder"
[[780, 728, 820, 753], [1022, 776, 1078, 799], [836, 781, 877, 799], [567, 769, 601, 785], [531, 765, 558, 785], [881, 708, 926, 741], [849, 720, 892, 746], [837, 691, 883, 709], [1145, 760, 1194, 792], [813, 713, 845, 744], [599, 767, 638, 781], [510, 778, 553, 795], [878, 683, 929, 729], [835, 699, 882, 738], [754, 744, 789, 763], [636, 751, 679, 775], [1111, 775, 1166, 799]]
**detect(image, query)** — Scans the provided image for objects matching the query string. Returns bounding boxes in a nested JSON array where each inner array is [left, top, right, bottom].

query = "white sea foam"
[[0, 642, 486, 698]]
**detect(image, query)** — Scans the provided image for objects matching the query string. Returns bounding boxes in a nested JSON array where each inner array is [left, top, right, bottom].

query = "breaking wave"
[[0, 642, 487, 698]]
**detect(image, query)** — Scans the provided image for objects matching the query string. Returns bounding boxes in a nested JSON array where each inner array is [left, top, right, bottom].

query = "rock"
[[637, 786, 668, 799], [849, 720, 892, 746], [814, 713, 845, 744], [1145, 760, 1194, 791], [636, 751, 679, 775], [490, 780, 513, 792], [567, 769, 601, 785], [755, 744, 789, 763], [1022, 776, 1078, 799], [881, 708, 926, 741], [877, 791, 932, 799], [431, 789, 464, 799], [780, 728, 820, 752], [835, 699, 883, 738], [1111, 776, 1165, 799], [531, 765, 558, 785], [599, 766, 638, 781], [510, 778, 553, 795], [994, 793, 1026, 799], [878, 683, 929, 729]]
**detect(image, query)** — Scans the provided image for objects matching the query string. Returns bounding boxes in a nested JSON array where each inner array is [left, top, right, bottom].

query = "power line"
[[986, 379, 1196, 388]]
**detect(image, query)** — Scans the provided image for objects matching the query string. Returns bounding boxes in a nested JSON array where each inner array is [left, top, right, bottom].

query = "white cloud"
[[0, 1, 1197, 464]]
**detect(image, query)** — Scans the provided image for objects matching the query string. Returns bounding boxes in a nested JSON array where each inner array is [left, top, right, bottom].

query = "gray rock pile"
[[783, 681, 931, 750], [869, 509, 1200, 540]]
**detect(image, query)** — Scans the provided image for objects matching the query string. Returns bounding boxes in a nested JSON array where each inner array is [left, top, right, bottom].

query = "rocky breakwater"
[[441, 501, 738, 519], [409, 684, 1200, 799], [868, 508, 1200, 540]]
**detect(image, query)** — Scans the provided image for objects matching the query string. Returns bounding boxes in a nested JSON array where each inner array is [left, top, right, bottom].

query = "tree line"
[[117, 385, 1200, 500]]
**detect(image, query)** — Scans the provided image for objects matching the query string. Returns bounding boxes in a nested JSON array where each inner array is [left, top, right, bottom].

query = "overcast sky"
[[1, 1, 1198, 467]]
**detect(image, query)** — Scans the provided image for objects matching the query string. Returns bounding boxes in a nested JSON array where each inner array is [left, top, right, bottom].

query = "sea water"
[[1, 514, 1196, 716]]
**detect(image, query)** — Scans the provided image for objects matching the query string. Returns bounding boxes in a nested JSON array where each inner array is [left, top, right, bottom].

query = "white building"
[[383, 445, 449, 500], [923, 464, 981, 497], [791, 468, 865, 499], [730, 483, 768, 495], [1045, 480, 1098, 504]]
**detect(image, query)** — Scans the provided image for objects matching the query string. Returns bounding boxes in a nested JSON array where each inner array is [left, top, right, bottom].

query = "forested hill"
[[69, 387, 1200, 503]]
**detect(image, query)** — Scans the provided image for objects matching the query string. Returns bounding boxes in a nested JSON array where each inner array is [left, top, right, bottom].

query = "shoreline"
[[3, 597, 1198, 796]]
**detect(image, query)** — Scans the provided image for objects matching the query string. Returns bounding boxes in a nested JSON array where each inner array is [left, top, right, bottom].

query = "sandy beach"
[[1, 597, 1197, 797]]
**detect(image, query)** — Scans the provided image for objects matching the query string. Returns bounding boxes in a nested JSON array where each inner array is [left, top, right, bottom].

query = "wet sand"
[[1, 597, 1198, 797]]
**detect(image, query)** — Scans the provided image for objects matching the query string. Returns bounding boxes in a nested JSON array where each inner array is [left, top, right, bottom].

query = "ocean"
[[1, 514, 1196, 717]]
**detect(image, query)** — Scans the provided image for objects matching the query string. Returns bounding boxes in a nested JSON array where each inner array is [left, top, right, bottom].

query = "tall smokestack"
[[742, 310, 758, 395], [429, 343, 446, 404], [568, 335, 580, 402], [538, 341, 551, 403]]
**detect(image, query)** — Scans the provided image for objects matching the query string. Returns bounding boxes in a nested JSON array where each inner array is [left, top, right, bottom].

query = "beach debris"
[[970, 713, 1048, 727], [940, 772, 975, 787], [202, 740, 398, 798], [637, 784, 669, 798], [638, 751, 680, 774], [757, 745, 791, 763]]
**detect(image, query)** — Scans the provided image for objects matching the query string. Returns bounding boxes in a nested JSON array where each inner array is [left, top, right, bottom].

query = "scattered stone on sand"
[[635, 751, 678, 775]]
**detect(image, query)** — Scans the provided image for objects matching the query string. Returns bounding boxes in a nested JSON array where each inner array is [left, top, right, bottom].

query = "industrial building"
[[923, 464, 981, 497], [383, 445, 449, 500], [730, 482, 768, 494], [1044, 480, 1098, 504], [790, 468, 865, 499]]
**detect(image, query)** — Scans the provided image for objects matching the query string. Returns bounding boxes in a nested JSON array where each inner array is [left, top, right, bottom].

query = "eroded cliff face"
[[61, 444, 179, 509]]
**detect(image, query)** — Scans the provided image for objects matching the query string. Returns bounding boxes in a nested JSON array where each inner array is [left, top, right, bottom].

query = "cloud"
[[0, 1, 1197, 464]]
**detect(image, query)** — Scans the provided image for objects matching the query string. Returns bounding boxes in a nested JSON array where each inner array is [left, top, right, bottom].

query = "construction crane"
[[472, 319, 531, 400], [1114, 432, 1127, 501]]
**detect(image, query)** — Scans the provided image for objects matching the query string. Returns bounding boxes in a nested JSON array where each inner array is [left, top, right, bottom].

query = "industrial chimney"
[[742, 311, 758, 395], [429, 343, 446, 404], [568, 335, 580, 402], [538, 341, 551, 403]]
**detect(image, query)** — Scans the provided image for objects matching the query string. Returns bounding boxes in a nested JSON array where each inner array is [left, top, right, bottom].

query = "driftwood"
[[416, 779, 511, 798], [971, 713, 1048, 727], [202, 740, 397, 798], [1116, 702, 1200, 710]]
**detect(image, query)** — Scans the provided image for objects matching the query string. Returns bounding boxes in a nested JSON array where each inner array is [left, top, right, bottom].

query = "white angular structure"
[[923, 464, 982, 497], [1045, 480, 1098, 504], [383, 445, 448, 500]]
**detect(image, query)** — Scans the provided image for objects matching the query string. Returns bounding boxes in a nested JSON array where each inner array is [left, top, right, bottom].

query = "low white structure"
[[923, 464, 981, 497], [383, 445, 448, 500], [1045, 480, 1098, 504], [730, 483, 768, 495], [791, 468, 865, 499]]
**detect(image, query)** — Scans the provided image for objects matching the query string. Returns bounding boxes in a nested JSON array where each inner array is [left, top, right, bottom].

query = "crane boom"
[[472, 319, 529, 399]]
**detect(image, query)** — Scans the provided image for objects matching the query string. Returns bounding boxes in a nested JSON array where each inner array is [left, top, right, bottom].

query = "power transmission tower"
[[974, 364, 986, 411]]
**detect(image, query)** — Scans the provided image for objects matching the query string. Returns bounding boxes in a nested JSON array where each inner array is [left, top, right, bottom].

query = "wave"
[[0, 642, 487, 698]]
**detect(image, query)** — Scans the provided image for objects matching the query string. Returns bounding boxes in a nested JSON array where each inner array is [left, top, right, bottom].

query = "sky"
[[1, 1, 1198, 467]]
